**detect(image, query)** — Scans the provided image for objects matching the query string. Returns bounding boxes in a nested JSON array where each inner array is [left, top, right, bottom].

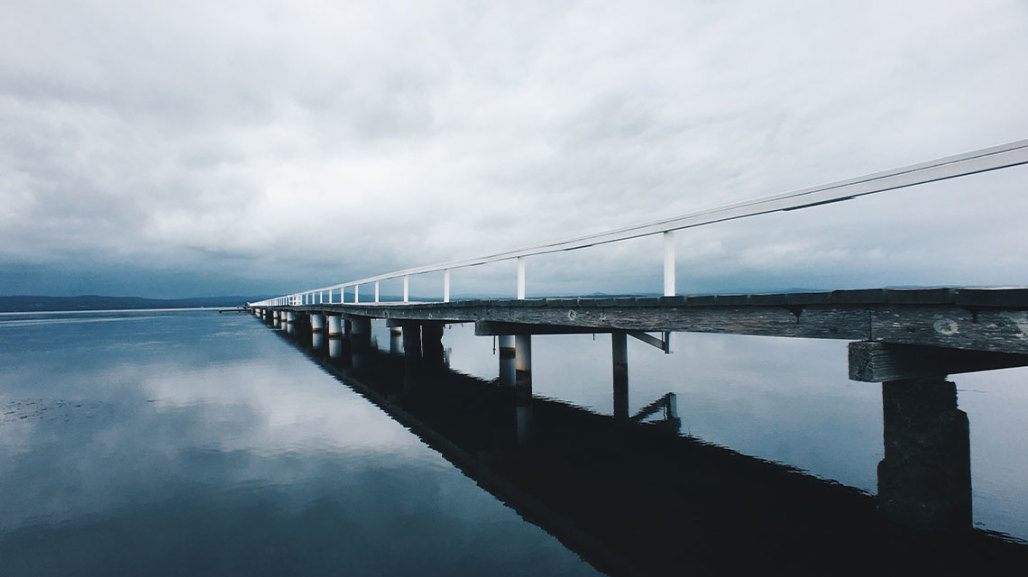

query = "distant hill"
[[0, 295, 262, 313]]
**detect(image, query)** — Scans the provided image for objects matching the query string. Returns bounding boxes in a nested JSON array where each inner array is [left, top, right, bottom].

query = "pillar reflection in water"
[[312, 331, 324, 351], [328, 336, 342, 359], [878, 376, 972, 532]]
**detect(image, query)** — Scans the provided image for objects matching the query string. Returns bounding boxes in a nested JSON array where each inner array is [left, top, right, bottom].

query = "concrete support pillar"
[[514, 333, 533, 443], [350, 316, 372, 371], [327, 315, 342, 336], [878, 377, 971, 532], [422, 322, 446, 371], [515, 334, 532, 391], [498, 335, 516, 387], [389, 327, 403, 355], [402, 323, 423, 395], [310, 313, 325, 332], [612, 332, 629, 420]]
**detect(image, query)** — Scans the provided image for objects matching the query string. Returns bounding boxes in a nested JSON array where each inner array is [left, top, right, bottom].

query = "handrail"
[[251, 139, 1028, 307]]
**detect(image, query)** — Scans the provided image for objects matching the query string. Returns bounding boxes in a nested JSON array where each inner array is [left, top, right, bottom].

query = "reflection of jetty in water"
[[268, 314, 1028, 576]]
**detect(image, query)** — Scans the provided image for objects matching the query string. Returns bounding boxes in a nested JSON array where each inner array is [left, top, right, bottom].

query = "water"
[[0, 310, 600, 576], [2, 309, 1028, 575]]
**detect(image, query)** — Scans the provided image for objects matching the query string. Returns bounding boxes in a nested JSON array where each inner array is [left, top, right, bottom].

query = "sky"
[[2, 0, 1027, 299]]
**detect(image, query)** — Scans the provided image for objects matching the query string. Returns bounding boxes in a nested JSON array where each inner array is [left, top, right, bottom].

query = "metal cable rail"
[[252, 139, 1028, 307]]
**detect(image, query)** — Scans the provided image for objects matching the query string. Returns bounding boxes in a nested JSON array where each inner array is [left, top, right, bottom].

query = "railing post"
[[355, 283, 360, 304], [443, 269, 451, 303], [403, 275, 410, 303], [663, 231, 675, 297], [517, 257, 526, 300], [375, 281, 380, 303]]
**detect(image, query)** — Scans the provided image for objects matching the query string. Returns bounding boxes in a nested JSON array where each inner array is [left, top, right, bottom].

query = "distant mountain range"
[[0, 295, 261, 313]]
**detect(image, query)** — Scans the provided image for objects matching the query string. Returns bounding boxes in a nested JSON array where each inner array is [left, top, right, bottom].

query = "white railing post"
[[403, 275, 410, 303], [663, 231, 675, 297], [517, 257, 526, 300], [443, 269, 451, 303], [355, 284, 360, 304], [375, 281, 380, 303]]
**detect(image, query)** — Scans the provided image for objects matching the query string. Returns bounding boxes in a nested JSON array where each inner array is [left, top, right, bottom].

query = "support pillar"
[[422, 322, 446, 372], [349, 316, 372, 371], [402, 322, 423, 396], [327, 315, 342, 336], [877, 376, 971, 532], [613, 332, 629, 420], [499, 335, 516, 387], [309, 313, 325, 332], [515, 333, 533, 444], [389, 327, 403, 355], [515, 334, 532, 391]]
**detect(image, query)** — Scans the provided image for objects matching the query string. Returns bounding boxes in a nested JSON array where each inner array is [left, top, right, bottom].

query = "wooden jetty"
[[245, 140, 1028, 544], [253, 286, 1028, 382]]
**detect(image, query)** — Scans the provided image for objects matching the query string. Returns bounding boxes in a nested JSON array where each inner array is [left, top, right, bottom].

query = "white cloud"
[[1, 0, 1027, 297]]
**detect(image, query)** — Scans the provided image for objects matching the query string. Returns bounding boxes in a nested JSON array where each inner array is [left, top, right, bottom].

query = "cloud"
[[1, 0, 1027, 297]]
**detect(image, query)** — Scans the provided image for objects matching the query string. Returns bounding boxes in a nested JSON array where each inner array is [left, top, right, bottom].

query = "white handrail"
[[252, 139, 1028, 307]]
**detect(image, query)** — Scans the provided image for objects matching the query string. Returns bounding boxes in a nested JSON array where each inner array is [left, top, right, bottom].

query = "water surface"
[[3, 308, 1028, 575]]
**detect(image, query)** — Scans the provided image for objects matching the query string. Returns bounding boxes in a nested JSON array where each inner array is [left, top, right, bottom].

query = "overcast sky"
[[2, 0, 1027, 299]]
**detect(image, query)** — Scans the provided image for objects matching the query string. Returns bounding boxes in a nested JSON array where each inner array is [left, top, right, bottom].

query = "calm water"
[[2, 309, 1027, 574]]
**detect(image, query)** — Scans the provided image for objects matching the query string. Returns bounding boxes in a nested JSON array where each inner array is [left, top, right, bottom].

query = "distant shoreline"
[[0, 307, 228, 316], [0, 295, 260, 313]]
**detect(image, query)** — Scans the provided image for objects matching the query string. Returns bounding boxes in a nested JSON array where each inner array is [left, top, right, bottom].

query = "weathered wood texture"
[[262, 287, 1028, 355], [849, 342, 1028, 382]]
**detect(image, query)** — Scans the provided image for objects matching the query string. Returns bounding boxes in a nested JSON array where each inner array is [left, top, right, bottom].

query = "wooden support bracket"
[[848, 341, 1028, 382], [629, 331, 672, 354]]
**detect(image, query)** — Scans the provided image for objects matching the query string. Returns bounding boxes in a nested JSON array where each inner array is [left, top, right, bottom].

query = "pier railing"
[[250, 140, 1028, 308]]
